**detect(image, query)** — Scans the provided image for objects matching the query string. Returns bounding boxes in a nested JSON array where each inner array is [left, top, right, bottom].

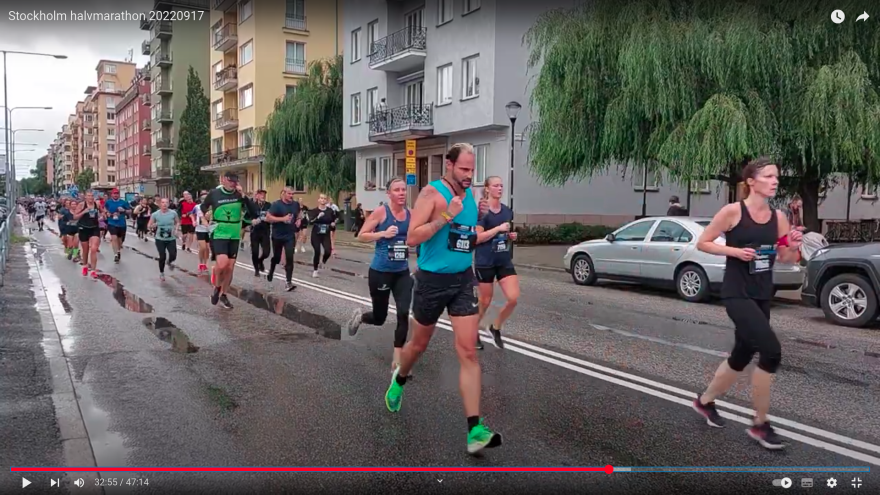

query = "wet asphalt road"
[[9, 221, 878, 494]]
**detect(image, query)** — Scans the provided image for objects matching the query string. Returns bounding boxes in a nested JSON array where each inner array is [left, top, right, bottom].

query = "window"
[[286, 85, 298, 98], [107, 159, 115, 168], [649, 221, 692, 243], [367, 21, 379, 55], [213, 100, 223, 119], [474, 144, 488, 183], [213, 62, 222, 79], [240, 40, 253, 66], [285, 42, 305, 73], [107, 112, 116, 121], [378, 157, 392, 189], [364, 158, 377, 190], [350, 93, 361, 125], [108, 175, 115, 183], [212, 138, 223, 154], [462, 55, 479, 98], [107, 127, 115, 137], [861, 186, 877, 199], [690, 179, 711, 193], [464, 0, 481, 14], [103, 81, 115, 91], [351, 28, 362, 62], [239, 84, 254, 109], [632, 165, 660, 190], [239, 0, 253, 21], [107, 144, 116, 152], [287, 175, 306, 193], [366, 88, 378, 120], [614, 221, 655, 242], [104, 64, 116, 74], [437, 64, 453, 105], [438, 0, 453, 24], [239, 128, 254, 148], [105, 97, 116, 109], [286, 0, 304, 17]]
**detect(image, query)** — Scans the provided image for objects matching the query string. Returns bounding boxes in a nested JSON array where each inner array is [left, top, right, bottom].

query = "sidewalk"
[[0, 218, 65, 489], [332, 229, 803, 303]]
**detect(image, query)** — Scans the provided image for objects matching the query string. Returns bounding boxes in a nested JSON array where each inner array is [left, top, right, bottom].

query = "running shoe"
[[82, 266, 88, 276], [345, 308, 363, 338], [385, 366, 404, 413], [114, 252, 121, 263], [312, 270, 319, 278], [211, 286, 221, 306], [489, 325, 504, 349], [266, 267, 274, 282], [475, 335, 484, 350], [67, 250, 73, 261], [747, 422, 785, 450], [692, 397, 726, 428], [210, 267, 216, 286], [467, 419, 503, 455], [285, 282, 297, 292], [159, 273, 166, 282], [219, 294, 233, 309], [90, 270, 98, 279]]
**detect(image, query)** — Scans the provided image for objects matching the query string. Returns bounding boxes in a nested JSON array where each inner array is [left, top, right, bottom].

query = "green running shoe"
[[467, 419, 503, 454], [385, 366, 404, 412]]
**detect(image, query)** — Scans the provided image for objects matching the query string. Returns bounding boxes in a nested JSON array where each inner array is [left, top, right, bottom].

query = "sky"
[[1, 0, 153, 181]]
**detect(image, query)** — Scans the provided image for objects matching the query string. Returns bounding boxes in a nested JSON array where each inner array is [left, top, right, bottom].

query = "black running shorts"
[[412, 269, 479, 326], [108, 225, 127, 241], [196, 231, 210, 242], [211, 238, 240, 259], [78, 227, 99, 243], [181, 224, 195, 235], [476, 265, 517, 284]]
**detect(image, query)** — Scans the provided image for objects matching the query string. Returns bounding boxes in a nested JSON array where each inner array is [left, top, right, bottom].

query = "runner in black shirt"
[[265, 186, 301, 290], [249, 190, 272, 276], [307, 194, 337, 278]]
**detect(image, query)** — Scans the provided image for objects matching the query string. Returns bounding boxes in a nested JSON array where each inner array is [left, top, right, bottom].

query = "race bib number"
[[159, 228, 172, 239], [749, 245, 775, 274], [387, 240, 409, 261], [260, 211, 268, 220], [317, 224, 329, 235], [112, 213, 119, 220], [447, 223, 477, 253], [493, 233, 510, 253], [89, 210, 97, 218]]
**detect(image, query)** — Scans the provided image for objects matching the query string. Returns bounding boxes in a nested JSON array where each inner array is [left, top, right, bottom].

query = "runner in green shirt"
[[199, 172, 259, 309]]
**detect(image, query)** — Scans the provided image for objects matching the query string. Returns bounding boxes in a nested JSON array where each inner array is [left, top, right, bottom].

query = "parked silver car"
[[562, 216, 804, 302]]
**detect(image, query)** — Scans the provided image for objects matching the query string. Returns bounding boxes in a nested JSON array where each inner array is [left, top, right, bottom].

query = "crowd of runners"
[[29, 146, 802, 455]]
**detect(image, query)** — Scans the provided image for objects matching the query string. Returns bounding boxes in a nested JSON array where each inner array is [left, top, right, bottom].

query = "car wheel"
[[676, 265, 710, 303], [819, 273, 878, 328], [571, 254, 597, 286]]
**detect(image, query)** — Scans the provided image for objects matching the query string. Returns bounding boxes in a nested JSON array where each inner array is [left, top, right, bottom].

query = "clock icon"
[[831, 10, 846, 24]]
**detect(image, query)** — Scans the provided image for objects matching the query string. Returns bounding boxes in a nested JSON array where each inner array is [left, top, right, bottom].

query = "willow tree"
[[261, 55, 355, 201], [526, 0, 880, 230]]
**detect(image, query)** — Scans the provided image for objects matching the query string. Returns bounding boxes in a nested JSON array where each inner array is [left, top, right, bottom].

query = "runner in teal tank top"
[[382, 143, 502, 455]]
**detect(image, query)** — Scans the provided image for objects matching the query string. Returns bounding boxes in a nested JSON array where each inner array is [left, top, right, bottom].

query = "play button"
[[22, 477, 31, 488]]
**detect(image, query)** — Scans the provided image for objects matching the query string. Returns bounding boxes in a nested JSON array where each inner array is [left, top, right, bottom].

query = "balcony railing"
[[214, 108, 238, 130], [143, 144, 152, 155], [284, 15, 306, 31], [213, 0, 235, 12], [213, 66, 237, 92], [140, 94, 151, 106], [154, 76, 172, 94], [368, 104, 434, 136], [155, 0, 209, 10], [213, 23, 237, 52], [152, 21, 172, 39], [369, 26, 427, 66], [138, 65, 152, 81], [156, 109, 173, 121], [143, 118, 151, 129], [154, 50, 172, 67], [284, 58, 306, 75], [207, 145, 262, 168], [141, 40, 151, 55], [156, 137, 174, 150]]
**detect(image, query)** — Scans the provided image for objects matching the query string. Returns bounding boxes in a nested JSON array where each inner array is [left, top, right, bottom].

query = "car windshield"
[[695, 220, 725, 239]]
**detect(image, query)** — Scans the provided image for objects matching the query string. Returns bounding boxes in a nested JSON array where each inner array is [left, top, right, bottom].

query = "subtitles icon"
[[801, 478, 813, 488]]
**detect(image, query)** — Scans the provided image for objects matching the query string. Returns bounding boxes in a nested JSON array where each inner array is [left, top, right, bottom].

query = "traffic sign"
[[405, 156, 416, 175], [406, 174, 416, 186], [405, 139, 416, 157]]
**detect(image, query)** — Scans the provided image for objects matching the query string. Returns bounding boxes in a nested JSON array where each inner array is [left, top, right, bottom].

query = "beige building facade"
[[204, 0, 342, 204], [84, 60, 136, 191]]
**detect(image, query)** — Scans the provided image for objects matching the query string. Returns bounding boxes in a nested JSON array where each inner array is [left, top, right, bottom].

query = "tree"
[[75, 168, 96, 192], [174, 66, 214, 195], [525, 1, 880, 231], [261, 55, 355, 201]]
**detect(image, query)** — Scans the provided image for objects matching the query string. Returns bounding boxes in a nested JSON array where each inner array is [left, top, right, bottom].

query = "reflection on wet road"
[[16, 222, 880, 493]]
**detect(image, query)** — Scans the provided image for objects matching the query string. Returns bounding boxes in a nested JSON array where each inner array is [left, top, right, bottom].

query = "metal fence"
[[0, 209, 11, 287]]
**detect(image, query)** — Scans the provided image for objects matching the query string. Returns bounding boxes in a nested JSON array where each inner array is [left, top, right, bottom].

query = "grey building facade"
[[140, 0, 211, 198]]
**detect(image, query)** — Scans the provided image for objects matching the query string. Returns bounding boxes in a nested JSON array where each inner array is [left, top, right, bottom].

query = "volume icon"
[[74, 478, 85, 487]]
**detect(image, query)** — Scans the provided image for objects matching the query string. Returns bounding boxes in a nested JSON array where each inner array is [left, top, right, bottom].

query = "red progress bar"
[[12, 466, 615, 473]]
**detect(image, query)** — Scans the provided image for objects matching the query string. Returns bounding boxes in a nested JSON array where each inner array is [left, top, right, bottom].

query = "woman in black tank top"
[[690, 157, 803, 451]]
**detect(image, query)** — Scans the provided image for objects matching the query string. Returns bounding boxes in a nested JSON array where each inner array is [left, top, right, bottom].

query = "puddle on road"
[[143, 317, 200, 353], [58, 287, 73, 314], [96, 274, 155, 313]]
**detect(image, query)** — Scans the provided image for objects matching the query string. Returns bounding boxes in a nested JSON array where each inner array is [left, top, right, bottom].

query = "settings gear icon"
[[827, 478, 838, 488]]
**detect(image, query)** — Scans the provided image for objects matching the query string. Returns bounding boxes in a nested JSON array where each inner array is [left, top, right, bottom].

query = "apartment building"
[[46, 147, 55, 192], [117, 65, 155, 195], [60, 124, 75, 189], [140, 0, 211, 198], [203, 0, 342, 202], [83, 60, 137, 192]]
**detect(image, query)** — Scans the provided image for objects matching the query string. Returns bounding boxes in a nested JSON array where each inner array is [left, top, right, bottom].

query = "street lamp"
[[505, 101, 522, 211], [2, 49, 66, 204]]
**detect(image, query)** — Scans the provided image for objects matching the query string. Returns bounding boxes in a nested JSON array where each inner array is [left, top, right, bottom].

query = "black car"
[[801, 243, 880, 327]]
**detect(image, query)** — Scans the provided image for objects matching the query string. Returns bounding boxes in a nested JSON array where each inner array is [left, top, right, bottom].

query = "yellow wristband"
[[440, 212, 453, 222]]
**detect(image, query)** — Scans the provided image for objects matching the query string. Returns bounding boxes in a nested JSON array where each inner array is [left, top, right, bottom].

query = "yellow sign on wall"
[[405, 140, 417, 176]]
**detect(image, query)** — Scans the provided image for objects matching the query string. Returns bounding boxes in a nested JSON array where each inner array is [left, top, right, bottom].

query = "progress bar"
[[9, 466, 872, 473]]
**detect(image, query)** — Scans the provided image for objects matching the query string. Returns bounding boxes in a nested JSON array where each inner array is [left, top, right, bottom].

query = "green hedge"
[[514, 223, 615, 245]]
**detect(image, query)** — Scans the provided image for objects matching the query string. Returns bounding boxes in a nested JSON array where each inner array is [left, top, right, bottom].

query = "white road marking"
[[106, 227, 880, 464]]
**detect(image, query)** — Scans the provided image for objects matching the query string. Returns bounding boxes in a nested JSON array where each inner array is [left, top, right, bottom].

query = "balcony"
[[152, 21, 172, 40], [214, 66, 237, 92], [143, 144, 152, 155], [141, 40, 151, 55], [284, 15, 306, 31], [213, 23, 237, 52], [284, 58, 306, 75], [213, 0, 235, 12], [155, 165, 173, 179], [156, 108, 173, 122], [203, 145, 263, 171], [154, 76, 172, 95], [214, 108, 238, 131], [368, 104, 434, 143], [141, 94, 151, 106], [369, 26, 427, 73], [154, 49, 172, 67], [138, 64, 152, 81], [155, 0, 209, 10], [156, 137, 174, 150], [143, 119, 151, 130]]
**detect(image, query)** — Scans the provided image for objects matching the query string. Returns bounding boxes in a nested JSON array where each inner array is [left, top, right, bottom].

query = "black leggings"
[[723, 298, 782, 374], [270, 238, 295, 282], [155, 239, 177, 273], [364, 268, 414, 348], [251, 230, 271, 268], [311, 233, 332, 270]]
